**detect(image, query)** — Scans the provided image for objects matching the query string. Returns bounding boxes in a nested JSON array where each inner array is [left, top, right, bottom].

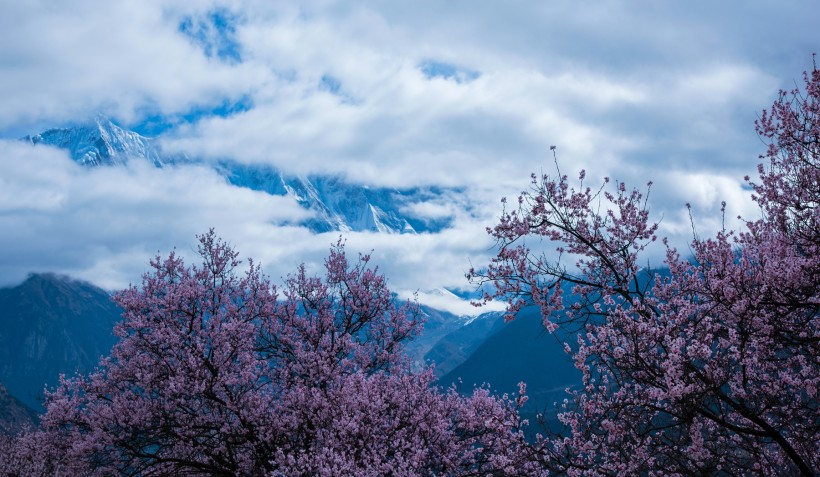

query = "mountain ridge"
[[0, 272, 507, 413], [22, 117, 450, 234]]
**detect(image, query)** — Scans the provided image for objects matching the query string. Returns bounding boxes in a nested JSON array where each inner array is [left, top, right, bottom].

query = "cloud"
[[0, 139, 505, 313], [402, 289, 506, 317], [652, 170, 761, 238], [419, 61, 480, 84], [178, 7, 244, 63], [0, 140, 308, 288], [1, 0, 818, 299], [0, 0, 264, 130]]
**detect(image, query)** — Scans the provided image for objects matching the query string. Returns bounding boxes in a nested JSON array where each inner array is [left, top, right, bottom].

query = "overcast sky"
[[0, 1, 817, 314]]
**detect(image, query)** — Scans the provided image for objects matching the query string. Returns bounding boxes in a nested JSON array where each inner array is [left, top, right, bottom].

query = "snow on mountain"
[[23, 117, 445, 234], [23, 116, 176, 167], [223, 161, 418, 233]]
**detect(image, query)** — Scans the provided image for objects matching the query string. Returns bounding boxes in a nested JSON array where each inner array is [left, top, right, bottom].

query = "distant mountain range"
[[405, 304, 503, 377], [0, 271, 582, 430], [5, 117, 584, 431], [0, 272, 505, 408], [23, 117, 455, 234]]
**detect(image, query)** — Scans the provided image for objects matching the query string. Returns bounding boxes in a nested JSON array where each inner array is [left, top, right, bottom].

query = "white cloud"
[[653, 171, 760, 239], [1, 0, 818, 295], [0, 0, 265, 129], [0, 140, 505, 300], [402, 289, 506, 317], [0, 140, 308, 288]]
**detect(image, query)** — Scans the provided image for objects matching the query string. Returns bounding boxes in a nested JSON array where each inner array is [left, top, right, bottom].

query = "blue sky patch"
[[132, 95, 254, 136], [319, 75, 342, 94], [419, 61, 480, 84], [178, 9, 243, 63], [318, 75, 359, 104]]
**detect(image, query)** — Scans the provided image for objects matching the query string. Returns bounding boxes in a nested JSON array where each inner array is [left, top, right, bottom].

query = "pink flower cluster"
[[2, 233, 542, 476], [472, 65, 820, 475]]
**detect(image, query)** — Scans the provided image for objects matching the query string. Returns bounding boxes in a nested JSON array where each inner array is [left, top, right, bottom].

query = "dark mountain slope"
[[0, 382, 38, 436], [424, 312, 506, 377], [438, 306, 581, 412], [0, 273, 121, 410]]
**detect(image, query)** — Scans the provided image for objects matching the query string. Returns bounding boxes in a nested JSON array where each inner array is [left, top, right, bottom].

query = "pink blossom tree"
[[471, 65, 820, 475], [3, 231, 541, 476]]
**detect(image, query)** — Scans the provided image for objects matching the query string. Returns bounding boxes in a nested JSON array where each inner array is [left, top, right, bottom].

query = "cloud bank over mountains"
[[0, 0, 817, 310]]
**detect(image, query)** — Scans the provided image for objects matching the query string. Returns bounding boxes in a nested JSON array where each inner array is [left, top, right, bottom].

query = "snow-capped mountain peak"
[[24, 116, 169, 167], [21, 117, 451, 234]]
